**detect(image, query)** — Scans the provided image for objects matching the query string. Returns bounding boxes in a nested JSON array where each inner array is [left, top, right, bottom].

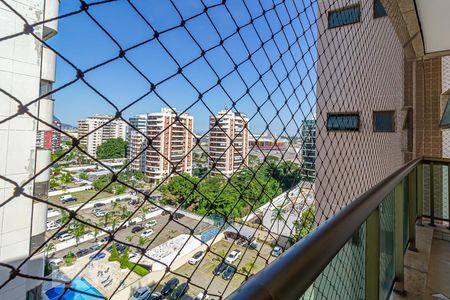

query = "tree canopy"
[[96, 138, 128, 159], [159, 158, 303, 220]]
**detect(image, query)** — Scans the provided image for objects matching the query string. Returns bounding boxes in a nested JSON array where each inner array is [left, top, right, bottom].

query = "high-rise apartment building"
[[315, 0, 407, 222], [0, 0, 59, 299], [208, 110, 249, 177], [77, 115, 128, 158], [301, 119, 316, 180], [128, 114, 148, 172], [145, 108, 194, 182]]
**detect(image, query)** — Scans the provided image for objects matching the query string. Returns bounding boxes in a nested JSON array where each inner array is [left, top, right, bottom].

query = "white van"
[[60, 194, 76, 203]]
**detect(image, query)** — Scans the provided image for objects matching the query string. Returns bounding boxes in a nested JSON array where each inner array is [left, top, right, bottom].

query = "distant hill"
[[61, 123, 76, 130]]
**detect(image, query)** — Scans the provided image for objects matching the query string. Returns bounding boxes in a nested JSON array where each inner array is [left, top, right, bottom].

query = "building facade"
[[145, 108, 194, 182], [208, 110, 249, 177], [77, 115, 127, 158], [0, 0, 59, 299], [315, 0, 407, 222], [128, 114, 148, 172], [301, 119, 316, 180]]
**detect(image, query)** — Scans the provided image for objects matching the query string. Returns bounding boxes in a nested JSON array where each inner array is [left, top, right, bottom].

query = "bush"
[[128, 263, 150, 276], [120, 247, 130, 269], [64, 253, 76, 266]]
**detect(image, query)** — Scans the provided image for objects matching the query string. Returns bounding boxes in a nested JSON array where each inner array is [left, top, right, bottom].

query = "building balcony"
[[230, 157, 450, 300], [41, 47, 56, 82], [43, 0, 59, 40]]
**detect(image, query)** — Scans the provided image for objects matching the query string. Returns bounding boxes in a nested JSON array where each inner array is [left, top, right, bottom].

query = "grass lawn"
[[48, 189, 115, 206]]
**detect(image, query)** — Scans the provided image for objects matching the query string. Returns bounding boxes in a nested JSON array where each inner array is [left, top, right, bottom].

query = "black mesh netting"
[[0, 0, 413, 299]]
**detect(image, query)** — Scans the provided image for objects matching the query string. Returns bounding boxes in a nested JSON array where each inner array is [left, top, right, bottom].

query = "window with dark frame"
[[328, 5, 361, 29], [373, 111, 395, 132], [374, 0, 387, 18], [327, 113, 360, 131]]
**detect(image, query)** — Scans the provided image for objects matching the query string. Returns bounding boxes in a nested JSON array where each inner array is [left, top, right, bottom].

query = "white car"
[[46, 221, 60, 231], [130, 286, 151, 300], [58, 233, 73, 242], [194, 292, 209, 300], [145, 220, 157, 228], [225, 250, 241, 264], [271, 246, 283, 257], [189, 251, 205, 265], [49, 258, 63, 267], [92, 209, 106, 217], [140, 229, 153, 238]]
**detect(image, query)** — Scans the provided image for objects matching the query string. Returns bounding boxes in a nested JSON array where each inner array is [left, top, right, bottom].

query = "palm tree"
[[45, 242, 56, 257], [271, 207, 286, 236], [103, 212, 110, 227], [70, 222, 86, 246], [138, 236, 147, 247], [126, 235, 135, 243], [111, 200, 120, 213], [140, 206, 149, 221], [60, 209, 70, 224], [111, 216, 119, 231]]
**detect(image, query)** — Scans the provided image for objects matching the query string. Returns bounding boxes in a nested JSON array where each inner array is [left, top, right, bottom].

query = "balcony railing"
[[229, 157, 450, 300]]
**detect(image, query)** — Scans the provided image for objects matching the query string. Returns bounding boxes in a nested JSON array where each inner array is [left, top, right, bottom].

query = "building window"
[[39, 80, 53, 98], [440, 96, 450, 128], [326, 113, 360, 131], [374, 0, 387, 18], [373, 111, 395, 132], [328, 5, 361, 29]]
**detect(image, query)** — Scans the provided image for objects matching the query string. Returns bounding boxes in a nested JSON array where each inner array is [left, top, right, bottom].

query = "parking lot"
[[47, 200, 214, 260], [156, 239, 276, 299]]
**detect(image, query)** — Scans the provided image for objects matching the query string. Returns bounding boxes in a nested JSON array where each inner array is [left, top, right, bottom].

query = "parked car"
[[147, 292, 162, 300], [46, 221, 60, 231], [212, 262, 228, 275], [222, 265, 236, 280], [60, 195, 77, 204], [188, 251, 205, 265], [93, 202, 106, 208], [225, 250, 241, 264], [145, 220, 158, 228], [75, 248, 90, 258], [106, 243, 126, 254], [92, 209, 106, 217], [194, 293, 209, 300], [141, 229, 153, 238], [88, 244, 100, 253], [173, 212, 184, 220], [161, 210, 170, 216], [48, 258, 63, 267], [58, 233, 74, 242], [271, 246, 283, 257], [131, 287, 151, 300], [128, 199, 139, 205], [53, 230, 69, 240], [161, 278, 179, 296], [149, 206, 158, 212], [97, 237, 109, 246], [170, 282, 189, 299], [131, 225, 144, 233]]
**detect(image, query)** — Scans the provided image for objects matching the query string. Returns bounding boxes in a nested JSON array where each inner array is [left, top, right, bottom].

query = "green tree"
[[79, 172, 89, 180], [70, 222, 86, 246], [109, 243, 119, 261], [138, 236, 147, 247], [292, 206, 316, 243], [96, 138, 128, 159], [45, 242, 56, 257], [126, 235, 135, 243], [120, 247, 130, 269], [60, 209, 70, 224], [114, 184, 126, 195], [271, 207, 286, 236], [243, 261, 255, 273]]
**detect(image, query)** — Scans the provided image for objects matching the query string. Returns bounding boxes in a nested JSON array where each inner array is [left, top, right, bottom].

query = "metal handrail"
[[228, 157, 427, 300]]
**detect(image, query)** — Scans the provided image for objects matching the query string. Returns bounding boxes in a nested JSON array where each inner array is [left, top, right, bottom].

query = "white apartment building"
[[145, 108, 194, 182], [208, 110, 249, 177], [0, 0, 59, 299], [128, 114, 147, 172], [77, 115, 127, 158]]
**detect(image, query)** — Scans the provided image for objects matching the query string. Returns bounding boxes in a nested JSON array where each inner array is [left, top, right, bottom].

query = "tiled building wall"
[[415, 58, 442, 157]]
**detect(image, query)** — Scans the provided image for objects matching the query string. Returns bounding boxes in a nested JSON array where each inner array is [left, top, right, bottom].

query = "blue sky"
[[50, 0, 318, 135]]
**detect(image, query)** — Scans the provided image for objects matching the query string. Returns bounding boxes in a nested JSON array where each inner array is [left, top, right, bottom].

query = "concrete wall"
[[315, 0, 405, 222], [0, 0, 44, 298]]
